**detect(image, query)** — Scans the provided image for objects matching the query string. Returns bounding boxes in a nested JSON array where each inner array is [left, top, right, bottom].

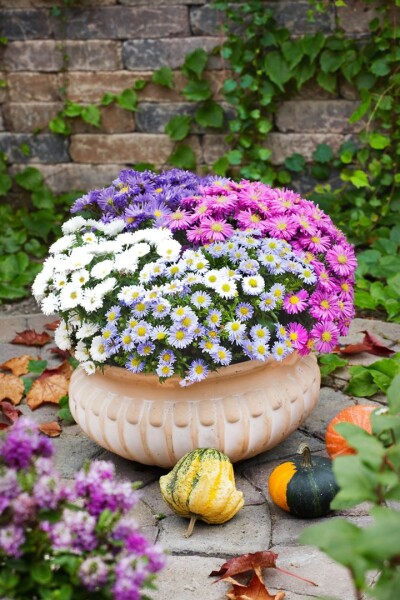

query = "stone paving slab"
[[1, 312, 398, 600]]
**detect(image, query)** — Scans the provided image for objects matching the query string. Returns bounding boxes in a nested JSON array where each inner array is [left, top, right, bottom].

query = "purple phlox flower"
[[282, 289, 309, 314], [0, 417, 54, 469], [33, 473, 68, 510], [310, 321, 340, 353], [0, 468, 20, 513], [326, 244, 357, 277], [310, 291, 340, 321], [11, 492, 37, 525], [79, 556, 109, 592], [43, 508, 97, 552], [0, 524, 25, 557]]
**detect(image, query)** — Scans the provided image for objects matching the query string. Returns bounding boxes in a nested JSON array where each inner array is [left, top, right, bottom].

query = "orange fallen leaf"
[[49, 347, 71, 360], [0, 373, 24, 405], [41, 359, 74, 381], [0, 400, 22, 422], [26, 374, 69, 410], [11, 329, 52, 347], [45, 320, 60, 331], [226, 574, 285, 600], [38, 421, 62, 437], [211, 552, 279, 584], [0, 354, 36, 376]]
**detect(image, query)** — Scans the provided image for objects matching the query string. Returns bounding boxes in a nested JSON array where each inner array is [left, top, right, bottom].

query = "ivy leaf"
[[116, 89, 138, 112], [14, 168, 43, 191], [284, 153, 305, 172], [370, 58, 390, 77], [349, 96, 371, 124], [63, 102, 82, 118], [368, 133, 390, 150], [264, 51, 292, 91], [81, 105, 101, 127], [182, 80, 212, 102], [317, 71, 337, 94], [152, 66, 174, 89], [312, 143, 333, 164], [319, 354, 348, 377], [350, 170, 371, 189], [182, 48, 208, 79], [101, 92, 115, 106], [0, 173, 12, 196], [169, 144, 196, 170], [281, 40, 304, 69], [295, 58, 316, 89], [49, 116, 71, 135], [227, 149, 243, 166], [165, 115, 191, 141], [320, 49, 345, 73], [301, 32, 325, 62], [195, 101, 224, 128], [213, 156, 229, 176]]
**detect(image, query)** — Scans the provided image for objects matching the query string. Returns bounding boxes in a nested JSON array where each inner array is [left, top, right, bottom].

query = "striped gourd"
[[159, 448, 244, 537]]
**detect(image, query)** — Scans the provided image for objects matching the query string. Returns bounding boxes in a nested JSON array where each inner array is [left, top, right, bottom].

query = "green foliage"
[[300, 373, 400, 599], [152, 66, 174, 89], [318, 353, 348, 378], [0, 153, 80, 302], [346, 354, 400, 398]]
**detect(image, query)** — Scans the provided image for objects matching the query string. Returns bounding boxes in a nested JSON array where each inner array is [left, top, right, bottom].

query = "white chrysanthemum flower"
[[74, 340, 90, 362], [90, 336, 107, 362], [101, 219, 125, 236], [54, 320, 71, 351], [71, 268, 89, 287], [82, 231, 98, 245], [114, 251, 139, 273], [32, 271, 50, 299], [203, 269, 221, 288], [156, 239, 181, 262], [115, 232, 138, 246], [49, 235, 76, 255], [191, 257, 209, 273], [90, 240, 121, 255], [61, 216, 87, 234], [215, 279, 238, 299], [81, 288, 103, 312], [53, 272, 69, 290], [67, 248, 94, 271], [76, 322, 100, 339], [131, 242, 151, 258], [59, 283, 83, 310], [242, 275, 265, 295], [81, 360, 96, 375], [117, 285, 144, 303], [41, 256, 58, 276], [91, 259, 114, 280], [41, 293, 59, 315], [94, 277, 116, 297]]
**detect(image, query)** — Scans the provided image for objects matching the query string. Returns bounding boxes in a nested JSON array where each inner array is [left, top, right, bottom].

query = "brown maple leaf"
[[210, 552, 279, 584], [49, 347, 71, 360], [0, 373, 24, 405], [11, 329, 52, 347], [45, 320, 60, 331], [226, 574, 285, 600], [38, 421, 62, 437], [40, 359, 74, 381], [0, 400, 22, 423], [26, 373, 69, 410], [339, 331, 394, 357], [0, 354, 37, 376]]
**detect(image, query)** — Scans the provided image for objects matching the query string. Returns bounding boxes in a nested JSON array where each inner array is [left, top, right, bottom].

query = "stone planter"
[[69, 352, 321, 468]]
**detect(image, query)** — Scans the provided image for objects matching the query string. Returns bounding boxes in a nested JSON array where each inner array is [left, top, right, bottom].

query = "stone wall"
[[0, 0, 372, 194]]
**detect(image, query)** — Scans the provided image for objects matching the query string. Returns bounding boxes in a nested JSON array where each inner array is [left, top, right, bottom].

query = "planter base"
[[69, 353, 321, 468]]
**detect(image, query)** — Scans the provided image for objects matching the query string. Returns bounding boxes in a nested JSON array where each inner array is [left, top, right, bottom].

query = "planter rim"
[[94, 351, 305, 389]]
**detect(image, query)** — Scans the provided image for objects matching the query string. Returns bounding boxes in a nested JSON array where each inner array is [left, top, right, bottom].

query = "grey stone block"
[[0, 9, 52, 40], [0, 133, 69, 163], [95, 449, 164, 487], [52, 435, 103, 478], [135, 101, 233, 133], [123, 37, 221, 70]]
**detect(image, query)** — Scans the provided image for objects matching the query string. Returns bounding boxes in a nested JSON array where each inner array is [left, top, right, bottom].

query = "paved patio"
[[1, 309, 399, 600]]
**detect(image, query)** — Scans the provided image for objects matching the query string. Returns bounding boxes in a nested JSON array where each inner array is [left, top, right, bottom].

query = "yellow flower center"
[[322, 331, 332, 342]]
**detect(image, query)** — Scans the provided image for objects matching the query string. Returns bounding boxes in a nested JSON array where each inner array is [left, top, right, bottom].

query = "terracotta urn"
[[69, 352, 321, 468]]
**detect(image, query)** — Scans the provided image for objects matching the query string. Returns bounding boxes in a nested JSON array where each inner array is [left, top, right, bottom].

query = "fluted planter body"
[[69, 352, 321, 468]]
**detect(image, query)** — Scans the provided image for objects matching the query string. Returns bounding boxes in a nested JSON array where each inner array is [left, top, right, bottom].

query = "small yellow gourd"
[[159, 448, 244, 537]]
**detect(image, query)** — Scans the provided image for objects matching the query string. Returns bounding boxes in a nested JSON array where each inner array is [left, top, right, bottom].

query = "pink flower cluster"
[[167, 179, 357, 352]]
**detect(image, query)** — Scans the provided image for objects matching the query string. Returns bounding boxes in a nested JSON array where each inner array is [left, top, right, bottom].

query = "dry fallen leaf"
[[226, 575, 285, 600], [339, 331, 394, 357], [26, 373, 69, 410], [49, 347, 71, 360], [210, 552, 279, 584], [0, 373, 24, 405], [38, 421, 62, 437], [45, 320, 60, 331], [0, 400, 22, 423], [41, 359, 74, 381], [0, 354, 36, 376], [11, 329, 52, 347]]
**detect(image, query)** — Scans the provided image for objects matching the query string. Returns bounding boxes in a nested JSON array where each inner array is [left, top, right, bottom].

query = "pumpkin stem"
[[297, 442, 312, 468], [183, 516, 197, 538]]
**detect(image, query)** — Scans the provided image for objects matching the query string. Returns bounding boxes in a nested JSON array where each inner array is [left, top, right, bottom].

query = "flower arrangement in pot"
[[33, 168, 357, 466]]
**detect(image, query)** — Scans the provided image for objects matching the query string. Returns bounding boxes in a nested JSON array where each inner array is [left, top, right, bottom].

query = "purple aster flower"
[[286, 323, 309, 350], [310, 321, 340, 353], [326, 244, 357, 277], [310, 291, 340, 321], [235, 302, 254, 321], [199, 217, 234, 243], [187, 359, 209, 383], [79, 556, 109, 592], [210, 345, 232, 366], [158, 350, 176, 365], [126, 355, 145, 373], [165, 208, 193, 231], [282, 289, 309, 314]]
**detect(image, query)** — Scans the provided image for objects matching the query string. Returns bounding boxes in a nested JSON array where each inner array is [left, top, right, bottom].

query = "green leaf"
[[63, 102, 82, 118], [334, 422, 384, 468], [30, 562, 52, 585], [49, 115, 71, 135], [152, 66, 174, 89], [370, 58, 390, 77], [346, 366, 378, 397], [58, 407, 75, 424], [319, 354, 348, 377], [213, 156, 229, 176], [281, 40, 304, 69], [312, 143, 333, 163], [222, 78, 237, 94], [317, 71, 337, 94], [331, 455, 379, 507], [387, 373, 400, 414], [14, 167, 43, 191], [295, 58, 316, 89], [257, 119, 273, 134], [133, 79, 146, 91], [226, 149, 243, 166], [320, 49, 345, 73], [116, 89, 138, 111], [264, 51, 292, 91], [195, 101, 224, 128], [0, 173, 12, 196], [101, 92, 115, 106], [169, 144, 196, 170], [81, 105, 101, 127], [0, 283, 26, 300], [182, 48, 208, 79], [164, 115, 191, 141], [28, 359, 48, 374], [31, 187, 55, 210], [368, 133, 390, 150], [350, 170, 371, 189], [284, 153, 305, 173], [182, 80, 212, 102], [301, 32, 325, 62]]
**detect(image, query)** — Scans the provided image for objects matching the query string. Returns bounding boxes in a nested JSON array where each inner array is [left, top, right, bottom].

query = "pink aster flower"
[[283, 289, 309, 314], [265, 215, 298, 240], [186, 225, 203, 244], [309, 291, 340, 321], [199, 217, 234, 243], [302, 231, 332, 253], [310, 321, 340, 353], [287, 322, 309, 350], [236, 209, 267, 232], [312, 262, 337, 292], [326, 244, 357, 277], [337, 299, 355, 320], [336, 279, 354, 300], [165, 208, 192, 231], [206, 193, 238, 214]]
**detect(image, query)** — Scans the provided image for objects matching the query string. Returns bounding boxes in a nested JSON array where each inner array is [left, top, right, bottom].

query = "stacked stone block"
[[0, 0, 371, 194]]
